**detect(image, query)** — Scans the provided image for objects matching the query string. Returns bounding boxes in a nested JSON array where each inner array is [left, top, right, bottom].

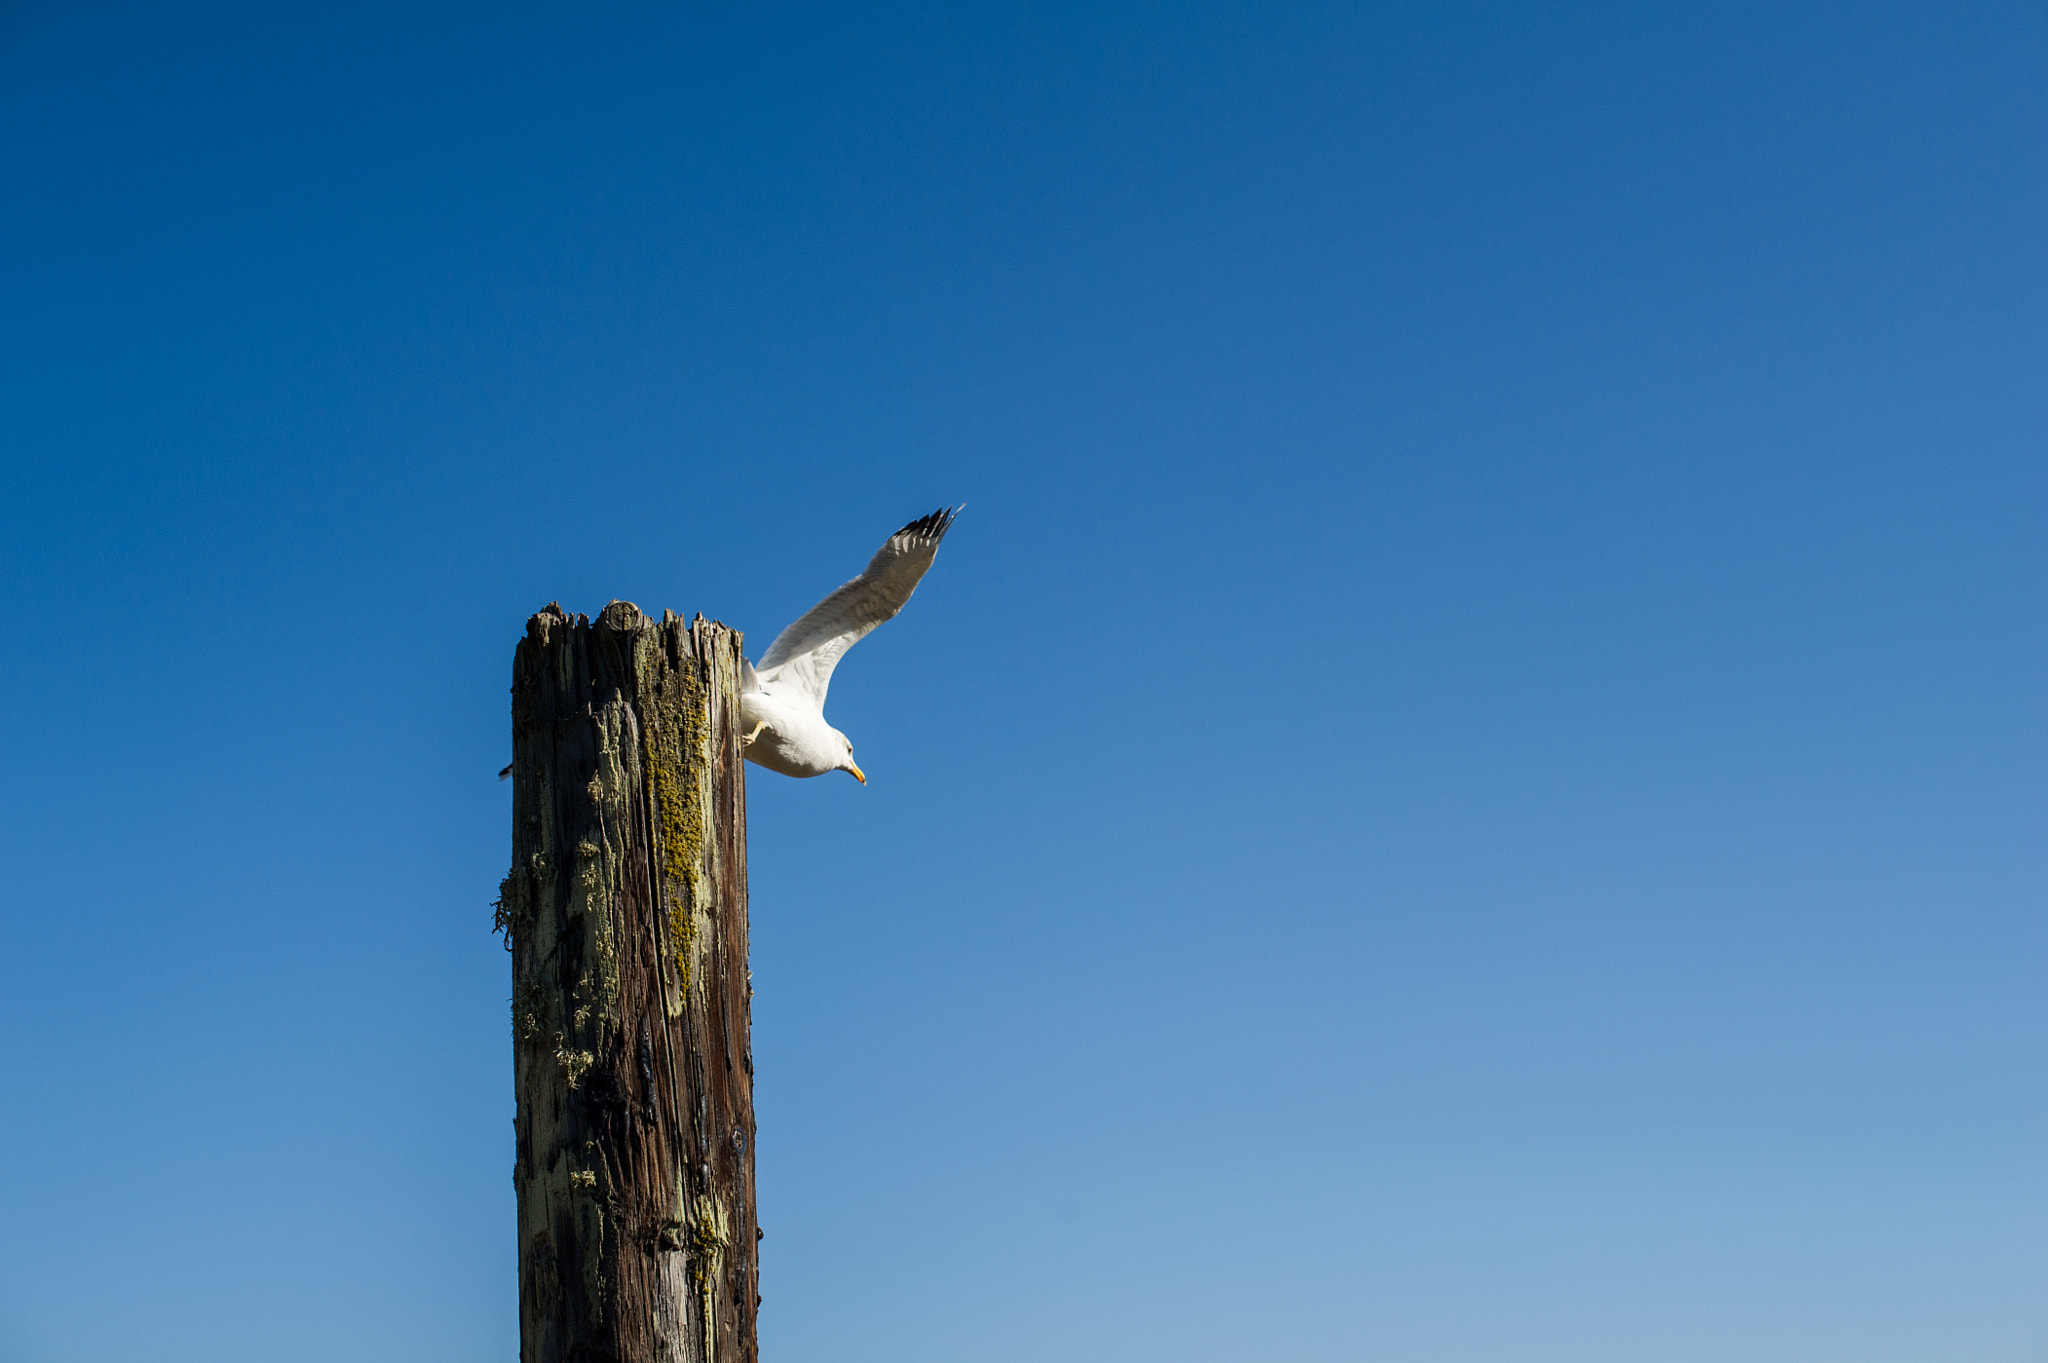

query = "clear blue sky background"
[[2, 3, 2043, 1359]]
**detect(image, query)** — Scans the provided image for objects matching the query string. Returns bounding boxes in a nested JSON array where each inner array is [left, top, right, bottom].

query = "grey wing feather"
[[756, 506, 961, 711]]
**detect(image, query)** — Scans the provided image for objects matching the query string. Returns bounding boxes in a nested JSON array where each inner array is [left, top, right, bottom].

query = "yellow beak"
[[846, 762, 867, 785]]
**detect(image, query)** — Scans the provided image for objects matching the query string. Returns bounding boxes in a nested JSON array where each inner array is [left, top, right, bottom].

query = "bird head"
[[836, 731, 866, 785]]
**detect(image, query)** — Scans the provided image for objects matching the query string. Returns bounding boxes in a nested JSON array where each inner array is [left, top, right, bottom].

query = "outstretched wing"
[[755, 507, 960, 712]]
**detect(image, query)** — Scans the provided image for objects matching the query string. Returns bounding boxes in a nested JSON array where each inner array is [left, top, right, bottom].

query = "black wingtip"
[[896, 504, 963, 542]]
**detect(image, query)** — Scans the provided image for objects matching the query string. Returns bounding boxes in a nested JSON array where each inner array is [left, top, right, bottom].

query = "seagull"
[[741, 506, 962, 784]]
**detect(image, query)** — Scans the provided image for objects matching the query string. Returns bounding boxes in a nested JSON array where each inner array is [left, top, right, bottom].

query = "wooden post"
[[497, 601, 757, 1363]]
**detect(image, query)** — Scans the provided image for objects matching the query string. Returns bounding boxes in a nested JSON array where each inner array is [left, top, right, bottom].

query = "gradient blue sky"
[[3, 3, 2044, 1360]]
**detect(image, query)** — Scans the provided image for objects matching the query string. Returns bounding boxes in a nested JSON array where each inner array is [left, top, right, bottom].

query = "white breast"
[[739, 690, 845, 778]]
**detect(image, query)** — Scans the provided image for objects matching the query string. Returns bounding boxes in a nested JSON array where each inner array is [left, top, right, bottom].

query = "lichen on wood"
[[504, 601, 757, 1363]]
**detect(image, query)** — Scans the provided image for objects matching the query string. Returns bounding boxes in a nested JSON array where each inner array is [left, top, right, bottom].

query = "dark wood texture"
[[499, 601, 756, 1363]]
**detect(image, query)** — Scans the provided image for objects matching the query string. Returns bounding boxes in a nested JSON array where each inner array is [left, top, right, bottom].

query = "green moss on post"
[[503, 601, 757, 1363]]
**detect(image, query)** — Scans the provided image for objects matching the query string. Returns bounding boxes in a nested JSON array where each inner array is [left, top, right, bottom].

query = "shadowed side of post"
[[499, 601, 757, 1363]]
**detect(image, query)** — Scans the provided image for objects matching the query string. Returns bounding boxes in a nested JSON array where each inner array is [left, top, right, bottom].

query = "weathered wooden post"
[[497, 601, 757, 1363]]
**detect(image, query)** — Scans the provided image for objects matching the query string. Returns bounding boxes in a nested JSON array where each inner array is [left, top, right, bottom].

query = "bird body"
[[736, 687, 855, 780], [740, 506, 961, 783]]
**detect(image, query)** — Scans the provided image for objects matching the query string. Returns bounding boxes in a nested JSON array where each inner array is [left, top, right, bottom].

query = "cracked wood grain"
[[501, 601, 757, 1363]]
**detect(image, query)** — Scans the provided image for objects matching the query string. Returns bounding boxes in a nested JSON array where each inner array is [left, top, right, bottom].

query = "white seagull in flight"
[[741, 507, 962, 784]]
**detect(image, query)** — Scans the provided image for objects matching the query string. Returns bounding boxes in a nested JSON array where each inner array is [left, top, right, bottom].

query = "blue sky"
[[2, 3, 2043, 1359]]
